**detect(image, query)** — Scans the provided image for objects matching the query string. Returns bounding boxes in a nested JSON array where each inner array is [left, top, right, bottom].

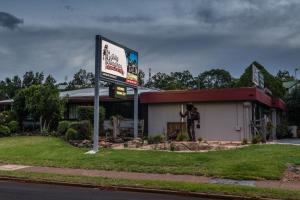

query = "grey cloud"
[[0, 12, 23, 30], [194, 0, 300, 29], [100, 15, 153, 23]]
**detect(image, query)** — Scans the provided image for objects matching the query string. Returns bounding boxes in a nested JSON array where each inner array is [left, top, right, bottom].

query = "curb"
[[0, 176, 278, 200]]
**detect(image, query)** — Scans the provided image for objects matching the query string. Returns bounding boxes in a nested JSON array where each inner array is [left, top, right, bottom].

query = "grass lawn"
[[1, 170, 300, 200], [1, 136, 300, 180]]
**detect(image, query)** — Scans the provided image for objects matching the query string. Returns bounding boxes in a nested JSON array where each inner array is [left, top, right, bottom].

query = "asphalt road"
[[0, 180, 216, 200]]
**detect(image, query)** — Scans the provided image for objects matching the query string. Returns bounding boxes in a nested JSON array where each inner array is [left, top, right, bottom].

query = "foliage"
[[44, 75, 57, 87], [77, 106, 105, 124], [285, 86, 300, 125], [69, 120, 92, 140], [235, 61, 285, 98], [241, 138, 248, 145], [67, 69, 94, 90], [65, 128, 79, 140], [195, 69, 233, 89], [276, 123, 292, 139], [8, 121, 19, 133], [138, 69, 145, 86], [23, 71, 44, 87], [13, 85, 65, 132], [146, 70, 195, 90], [0, 125, 10, 136], [276, 70, 295, 82], [57, 121, 71, 135], [176, 133, 188, 141], [0, 111, 14, 125], [251, 134, 262, 144], [148, 134, 165, 144]]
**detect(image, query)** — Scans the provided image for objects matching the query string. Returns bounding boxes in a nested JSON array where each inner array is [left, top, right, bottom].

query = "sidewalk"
[[1, 164, 300, 191]]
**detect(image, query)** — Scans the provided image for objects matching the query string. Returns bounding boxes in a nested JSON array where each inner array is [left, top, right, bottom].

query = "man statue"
[[180, 103, 196, 141]]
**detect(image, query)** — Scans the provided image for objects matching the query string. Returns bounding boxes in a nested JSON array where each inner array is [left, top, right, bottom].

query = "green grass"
[[1, 136, 300, 180], [0, 170, 300, 200]]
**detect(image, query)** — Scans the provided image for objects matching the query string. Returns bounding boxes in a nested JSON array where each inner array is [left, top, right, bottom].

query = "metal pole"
[[91, 35, 101, 153], [133, 87, 138, 138]]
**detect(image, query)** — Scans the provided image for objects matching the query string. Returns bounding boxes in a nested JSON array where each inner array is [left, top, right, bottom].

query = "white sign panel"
[[101, 40, 127, 79], [100, 38, 138, 86], [252, 64, 260, 86]]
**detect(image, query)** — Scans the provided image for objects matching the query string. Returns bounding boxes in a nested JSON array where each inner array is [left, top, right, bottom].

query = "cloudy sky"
[[1, 0, 300, 81]]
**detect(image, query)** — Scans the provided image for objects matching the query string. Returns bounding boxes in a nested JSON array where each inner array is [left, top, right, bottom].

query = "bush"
[[8, 121, 19, 133], [0, 125, 11, 136], [78, 106, 105, 123], [148, 134, 165, 144], [0, 111, 15, 125], [276, 123, 292, 139], [69, 120, 92, 140], [57, 121, 70, 135], [241, 138, 248, 145], [65, 128, 79, 140], [176, 134, 188, 141], [252, 134, 262, 144]]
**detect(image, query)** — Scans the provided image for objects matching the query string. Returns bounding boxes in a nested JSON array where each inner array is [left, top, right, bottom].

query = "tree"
[[195, 69, 233, 89], [13, 85, 64, 132], [145, 72, 178, 90], [285, 86, 300, 125], [22, 71, 44, 87], [236, 61, 285, 98], [276, 70, 295, 82], [171, 70, 195, 89], [5, 76, 22, 98], [44, 74, 56, 87], [67, 69, 94, 90], [145, 70, 196, 90], [138, 69, 145, 86]]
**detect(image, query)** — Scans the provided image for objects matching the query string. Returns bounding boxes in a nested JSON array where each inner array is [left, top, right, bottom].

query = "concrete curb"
[[0, 176, 279, 200]]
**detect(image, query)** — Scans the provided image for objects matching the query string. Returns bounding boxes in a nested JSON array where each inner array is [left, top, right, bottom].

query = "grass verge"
[[1, 136, 300, 180], [0, 170, 300, 200]]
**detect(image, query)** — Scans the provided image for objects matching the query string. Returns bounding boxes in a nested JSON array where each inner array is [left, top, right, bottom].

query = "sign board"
[[100, 37, 138, 87], [252, 64, 264, 89], [109, 84, 127, 99]]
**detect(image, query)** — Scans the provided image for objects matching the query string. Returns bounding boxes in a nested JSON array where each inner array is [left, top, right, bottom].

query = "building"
[[140, 87, 285, 141], [0, 86, 285, 141]]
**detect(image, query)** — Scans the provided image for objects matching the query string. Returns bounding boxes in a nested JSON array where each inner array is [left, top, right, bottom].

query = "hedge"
[[78, 106, 105, 123], [0, 125, 11, 136]]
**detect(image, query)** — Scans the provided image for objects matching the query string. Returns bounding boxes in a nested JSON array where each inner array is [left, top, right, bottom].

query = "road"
[[0, 180, 216, 200]]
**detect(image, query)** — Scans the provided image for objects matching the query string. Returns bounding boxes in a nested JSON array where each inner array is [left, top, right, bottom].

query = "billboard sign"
[[100, 37, 138, 87]]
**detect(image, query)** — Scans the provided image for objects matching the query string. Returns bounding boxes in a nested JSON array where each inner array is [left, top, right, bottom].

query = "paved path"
[[0, 180, 212, 200], [1, 164, 300, 191]]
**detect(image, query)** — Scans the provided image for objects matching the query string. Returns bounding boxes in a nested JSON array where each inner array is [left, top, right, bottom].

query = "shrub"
[[176, 134, 188, 141], [65, 128, 79, 140], [78, 106, 105, 123], [241, 138, 248, 145], [0, 111, 15, 125], [8, 121, 19, 133], [69, 120, 92, 140], [57, 121, 70, 135], [276, 123, 292, 139], [252, 134, 262, 144], [148, 134, 165, 144], [0, 125, 11, 136]]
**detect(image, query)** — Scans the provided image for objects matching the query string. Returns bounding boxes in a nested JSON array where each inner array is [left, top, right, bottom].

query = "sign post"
[[87, 35, 139, 154]]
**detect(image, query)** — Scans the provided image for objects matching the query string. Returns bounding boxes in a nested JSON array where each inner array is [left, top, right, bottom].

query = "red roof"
[[140, 87, 285, 110]]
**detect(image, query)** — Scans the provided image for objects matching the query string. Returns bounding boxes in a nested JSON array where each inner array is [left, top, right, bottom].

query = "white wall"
[[148, 102, 252, 141]]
